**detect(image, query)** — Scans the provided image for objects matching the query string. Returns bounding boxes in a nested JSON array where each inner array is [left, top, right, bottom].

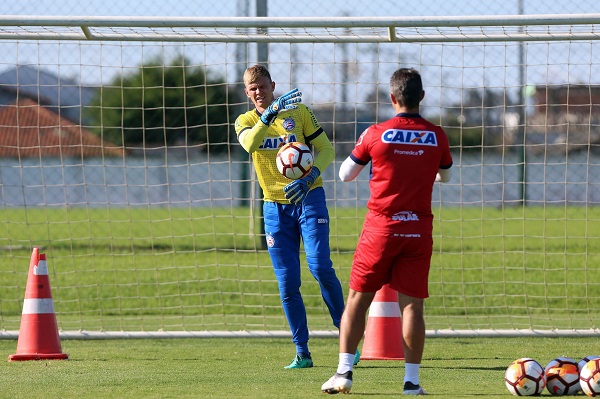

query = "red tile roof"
[[0, 98, 123, 158]]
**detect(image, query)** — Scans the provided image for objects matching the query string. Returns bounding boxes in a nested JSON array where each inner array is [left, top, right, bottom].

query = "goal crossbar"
[[0, 14, 599, 43]]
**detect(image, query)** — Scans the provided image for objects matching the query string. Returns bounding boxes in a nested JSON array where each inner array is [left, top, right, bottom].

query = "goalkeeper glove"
[[260, 88, 302, 125], [284, 166, 320, 205]]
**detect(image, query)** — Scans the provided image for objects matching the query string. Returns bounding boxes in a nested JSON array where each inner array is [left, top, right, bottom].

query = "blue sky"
[[2, 1, 599, 17]]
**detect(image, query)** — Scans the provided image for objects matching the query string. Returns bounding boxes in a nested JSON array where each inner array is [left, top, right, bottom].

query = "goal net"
[[0, 15, 599, 338]]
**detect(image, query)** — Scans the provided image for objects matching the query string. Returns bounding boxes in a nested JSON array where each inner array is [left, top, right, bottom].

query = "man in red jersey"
[[321, 68, 453, 396]]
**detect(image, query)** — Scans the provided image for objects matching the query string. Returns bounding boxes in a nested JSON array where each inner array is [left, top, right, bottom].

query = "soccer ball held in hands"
[[276, 142, 313, 180]]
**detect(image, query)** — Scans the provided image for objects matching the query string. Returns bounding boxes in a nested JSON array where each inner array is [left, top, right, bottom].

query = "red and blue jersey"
[[350, 113, 452, 234]]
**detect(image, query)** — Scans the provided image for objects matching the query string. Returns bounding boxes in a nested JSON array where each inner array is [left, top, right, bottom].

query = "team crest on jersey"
[[266, 234, 275, 248], [381, 129, 438, 146], [282, 118, 296, 131], [259, 134, 298, 150]]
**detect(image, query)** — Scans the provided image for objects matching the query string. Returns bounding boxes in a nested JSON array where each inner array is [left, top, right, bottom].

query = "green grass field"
[[0, 205, 599, 332], [0, 206, 599, 397], [1, 336, 600, 398]]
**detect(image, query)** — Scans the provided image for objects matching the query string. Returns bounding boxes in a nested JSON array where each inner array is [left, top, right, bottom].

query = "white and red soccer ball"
[[580, 356, 600, 372], [276, 142, 313, 180], [580, 357, 600, 397], [544, 357, 580, 395], [505, 358, 546, 396], [505, 355, 600, 397]]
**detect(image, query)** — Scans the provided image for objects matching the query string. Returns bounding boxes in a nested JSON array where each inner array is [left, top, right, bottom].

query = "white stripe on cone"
[[22, 298, 55, 314], [368, 302, 401, 318], [34, 259, 48, 275]]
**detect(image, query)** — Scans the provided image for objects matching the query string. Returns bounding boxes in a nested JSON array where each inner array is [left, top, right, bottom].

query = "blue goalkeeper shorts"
[[263, 187, 345, 352]]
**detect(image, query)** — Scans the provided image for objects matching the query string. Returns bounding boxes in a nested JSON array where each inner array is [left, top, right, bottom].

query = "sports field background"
[[2, 336, 600, 398], [0, 2, 599, 398], [0, 3, 599, 336], [0, 205, 598, 333]]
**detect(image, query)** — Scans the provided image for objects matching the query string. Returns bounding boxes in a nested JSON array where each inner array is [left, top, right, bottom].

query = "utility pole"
[[237, 0, 250, 207], [256, 0, 268, 65], [256, 0, 268, 248], [517, 0, 527, 206]]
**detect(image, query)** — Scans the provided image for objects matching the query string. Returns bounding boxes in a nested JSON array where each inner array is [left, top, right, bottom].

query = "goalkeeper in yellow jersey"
[[235, 64, 358, 369]]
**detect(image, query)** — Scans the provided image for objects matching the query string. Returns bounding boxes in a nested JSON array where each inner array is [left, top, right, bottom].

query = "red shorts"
[[349, 229, 433, 298]]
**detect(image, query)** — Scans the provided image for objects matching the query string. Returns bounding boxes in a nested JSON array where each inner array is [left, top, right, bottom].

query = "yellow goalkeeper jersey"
[[235, 104, 326, 203]]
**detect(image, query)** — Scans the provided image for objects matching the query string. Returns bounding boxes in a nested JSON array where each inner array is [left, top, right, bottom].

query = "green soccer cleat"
[[354, 349, 361, 365], [284, 354, 313, 369]]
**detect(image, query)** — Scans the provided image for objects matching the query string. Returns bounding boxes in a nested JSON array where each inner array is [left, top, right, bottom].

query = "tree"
[[86, 55, 241, 154]]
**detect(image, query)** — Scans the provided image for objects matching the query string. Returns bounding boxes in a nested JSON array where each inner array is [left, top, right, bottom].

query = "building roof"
[[0, 65, 97, 125], [0, 98, 123, 158]]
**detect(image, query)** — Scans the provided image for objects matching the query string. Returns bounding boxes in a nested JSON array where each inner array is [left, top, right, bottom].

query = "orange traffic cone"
[[361, 284, 404, 360], [9, 248, 68, 361]]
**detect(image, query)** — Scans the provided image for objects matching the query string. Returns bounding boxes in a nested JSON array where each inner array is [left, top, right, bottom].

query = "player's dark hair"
[[390, 68, 423, 109], [244, 64, 272, 85]]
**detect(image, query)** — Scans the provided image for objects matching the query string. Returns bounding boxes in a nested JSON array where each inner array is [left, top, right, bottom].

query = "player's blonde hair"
[[243, 64, 272, 86]]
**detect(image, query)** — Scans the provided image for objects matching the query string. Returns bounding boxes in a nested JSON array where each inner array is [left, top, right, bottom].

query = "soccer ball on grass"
[[580, 358, 600, 397], [505, 358, 546, 396], [276, 142, 313, 180], [544, 357, 580, 395], [580, 356, 600, 372]]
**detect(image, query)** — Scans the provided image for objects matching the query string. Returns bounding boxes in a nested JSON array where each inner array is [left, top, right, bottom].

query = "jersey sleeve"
[[307, 126, 335, 173], [350, 128, 372, 165], [436, 127, 453, 169], [235, 111, 270, 154]]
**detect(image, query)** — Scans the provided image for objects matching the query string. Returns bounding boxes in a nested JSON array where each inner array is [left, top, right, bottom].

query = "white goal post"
[[0, 14, 599, 339], [0, 14, 600, 42]]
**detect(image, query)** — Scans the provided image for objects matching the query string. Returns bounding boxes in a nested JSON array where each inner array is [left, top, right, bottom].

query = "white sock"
[[404, 363, 421, 385], [336, 353, 355, 374]]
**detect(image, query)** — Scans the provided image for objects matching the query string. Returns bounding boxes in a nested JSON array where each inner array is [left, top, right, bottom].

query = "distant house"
[[0, 98, 123, 158], [0, 64, 97, 125], [504, 84, 600, 153], [525, 84, 600, 153], [532, 84, 600, 116]]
